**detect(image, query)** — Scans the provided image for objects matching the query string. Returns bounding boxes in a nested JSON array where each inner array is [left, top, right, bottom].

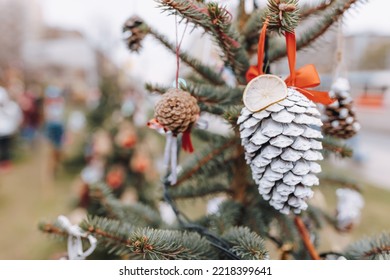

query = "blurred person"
[[0, 86, 22, 172], [43, 85, 66, 176], [18, 85, 43, 146]]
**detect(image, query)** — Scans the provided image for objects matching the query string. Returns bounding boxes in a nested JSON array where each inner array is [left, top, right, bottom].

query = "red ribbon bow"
[[246, 21, 334, 105]]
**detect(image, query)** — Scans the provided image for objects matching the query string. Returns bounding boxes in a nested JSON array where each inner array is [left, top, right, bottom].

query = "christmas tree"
[[40, 0, 390, 260]]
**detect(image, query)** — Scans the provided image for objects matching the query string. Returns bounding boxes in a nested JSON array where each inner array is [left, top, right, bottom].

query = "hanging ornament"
[[148, 87, 199, 183], [106, 166, 125, 190], [115, 121, 137, 149], [130, 150, 151, 174], [322, 78, 360, 139], [321, 22, 359, 139], [336, 188, 364, 232], [147, 17, 198, 184], [123, 16, 148, 52], [239, 20, 333, 214]]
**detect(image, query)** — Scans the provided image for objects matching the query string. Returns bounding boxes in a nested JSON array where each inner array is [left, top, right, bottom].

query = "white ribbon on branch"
[[57, 215, 97, 260]]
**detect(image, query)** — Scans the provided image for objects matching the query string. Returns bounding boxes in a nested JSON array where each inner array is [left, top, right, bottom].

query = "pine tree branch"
[[267, 0, 300, 34], [322, 136, 353, 158], [222, 226, 269, 260], [146, 82, 243, 106], [174, 138, 237, 186], [82, 216, 221, 259], [147, 27, 226, 85], [318, 173, 361, 191], [344, 232, 390, 260], [89, 184, 163, 228], [169, 180, 231, 199], [299, 0, 336, 19], [269, 0, 361, 62], [294, 216, 321, 260], [162, 178, 240, 259], [157, 0, 249, 83]]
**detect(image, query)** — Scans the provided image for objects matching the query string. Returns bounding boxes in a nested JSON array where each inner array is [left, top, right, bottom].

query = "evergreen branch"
[[157, 0, 249, 83], [145, 83, 167, 94], [318, 173, 362, 191], [322, 136, 353, 158], [192, 129, 229, 144], [174, 138, 237, 186], [82, 216, 219, 259], [222, 227, 269, 260], [184, 82, 243, 105], [169, 180, 230, 199], [269, 0, 361, 62], [223, 105, 246, 125], [90, 184, 163, 228], [294, 216, 320, 260], [299, 0, 336, 19], [39, 223, 68, 239], [208, 201, 244, 234], [267, 0, 300, 34], [344, 232, 390, 260], [145, 82, 243, 106], [162, 178, 240, 259], [148, 27, 225, 85]]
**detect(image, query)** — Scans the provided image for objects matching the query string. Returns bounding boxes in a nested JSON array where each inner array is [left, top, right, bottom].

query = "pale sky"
[[38, 0, 389, 84]]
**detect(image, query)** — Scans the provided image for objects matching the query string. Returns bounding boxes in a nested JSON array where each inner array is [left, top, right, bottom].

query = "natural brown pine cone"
[[155, 88, 199, 135], [322, 78, 360, 139], [123, 16, 148, 52]]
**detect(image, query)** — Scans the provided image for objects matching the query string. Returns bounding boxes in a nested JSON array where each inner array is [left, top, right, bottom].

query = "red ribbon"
[[246, 21, 334, 105], [147, 118, 195, 153]]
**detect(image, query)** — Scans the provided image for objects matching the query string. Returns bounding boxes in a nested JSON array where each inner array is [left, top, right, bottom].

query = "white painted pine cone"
[[239, 88, 323, 214]]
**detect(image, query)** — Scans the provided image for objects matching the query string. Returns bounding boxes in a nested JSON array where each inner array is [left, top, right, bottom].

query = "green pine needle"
[[344, 232, 390, 260], [222, 227, 269, 260]]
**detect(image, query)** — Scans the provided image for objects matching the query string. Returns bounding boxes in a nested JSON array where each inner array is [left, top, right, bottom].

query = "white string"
[[57, 215, 97, 260], [164, 132, 173, 167], [334, 18, 346, 80], [169, 137, 178, 184]]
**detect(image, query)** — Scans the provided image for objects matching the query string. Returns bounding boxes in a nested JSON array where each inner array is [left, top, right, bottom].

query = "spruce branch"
[[222, 227, 269, 260], [269, 0, 362, 62], [162, 178, 240, 259], [267, 0, 300, 34], [344, 232, 390, 260], [169, 180, 231, 199], [157, 0, 249, 83], [147, 27, 225, 85], [299, 0, 336, 19], [208, 201, 244, 235], [322, 136, 353, 158], [81, 216, 220, 259], [146, 82, 243, 106], [174, 138, 237, 186], [89, 184, 163, 228], [318, 173, 361, 191]]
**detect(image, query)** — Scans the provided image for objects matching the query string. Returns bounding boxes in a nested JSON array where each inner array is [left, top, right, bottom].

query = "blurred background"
[[0, 0, 389, 259]]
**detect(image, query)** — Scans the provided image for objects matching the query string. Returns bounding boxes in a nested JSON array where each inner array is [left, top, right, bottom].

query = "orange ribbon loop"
[[245, 24, 334, 105]]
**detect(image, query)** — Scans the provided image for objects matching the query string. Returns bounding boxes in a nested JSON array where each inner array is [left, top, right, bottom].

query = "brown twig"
[[87, 226, 132, 246], [294, 216, 320, 260]]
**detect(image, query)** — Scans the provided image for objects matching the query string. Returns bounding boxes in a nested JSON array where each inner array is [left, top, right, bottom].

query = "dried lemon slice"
[[243, 74, 288, 112]]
